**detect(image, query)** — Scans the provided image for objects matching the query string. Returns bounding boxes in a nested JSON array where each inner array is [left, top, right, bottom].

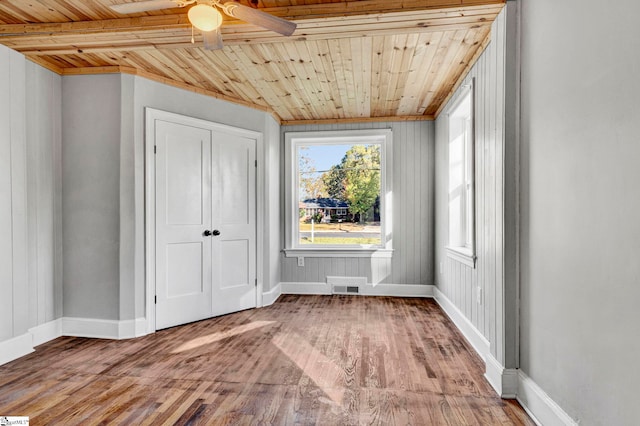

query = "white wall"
[[0, 45, 62, 353], [62, 74, 122, 320], [281, 121, 434, 286], [519, 0, 640, 423]]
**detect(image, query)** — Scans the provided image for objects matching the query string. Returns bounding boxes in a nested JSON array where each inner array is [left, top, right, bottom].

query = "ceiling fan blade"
[[110, 0, 181, 14], [203, 28, 224, 50], [224, 3, 296, 36]]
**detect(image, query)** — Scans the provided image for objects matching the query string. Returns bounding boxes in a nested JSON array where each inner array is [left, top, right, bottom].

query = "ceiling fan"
[[109, 0, 297, 50]]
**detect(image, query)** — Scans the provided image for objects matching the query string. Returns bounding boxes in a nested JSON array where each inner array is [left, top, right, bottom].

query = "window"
[[285, 129, 393, 258], [446, 82, 476, 267]]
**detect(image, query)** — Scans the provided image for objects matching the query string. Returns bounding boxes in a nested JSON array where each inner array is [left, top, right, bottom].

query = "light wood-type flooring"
[[0, 295, 534, 425]]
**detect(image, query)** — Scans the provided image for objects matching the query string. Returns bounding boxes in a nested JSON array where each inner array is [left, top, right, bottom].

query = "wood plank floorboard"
[[0, 295, 534, 425]]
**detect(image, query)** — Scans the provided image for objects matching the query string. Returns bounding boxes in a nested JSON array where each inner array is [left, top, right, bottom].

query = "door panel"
[[165, 136, 205, 225], [211, 132, 256, 316], [220, 144, 250, 225], [220, 239, 249, 289], [166, 242, 203, 297], [155, 120, 212, 330]]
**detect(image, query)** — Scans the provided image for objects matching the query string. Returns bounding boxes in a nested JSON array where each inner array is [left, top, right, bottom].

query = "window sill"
[[284, 248, 394, 258], [446, 246, 476, 268]]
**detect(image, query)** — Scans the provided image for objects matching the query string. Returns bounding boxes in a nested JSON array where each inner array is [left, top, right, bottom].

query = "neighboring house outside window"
[[284, 129, 393, 258], [446, 81, 476, 268], [300, 198, 350, 223]]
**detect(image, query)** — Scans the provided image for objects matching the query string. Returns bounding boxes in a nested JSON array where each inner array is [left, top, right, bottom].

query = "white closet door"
[[155, 120, 212, 330], [153, 115, 257, 330]]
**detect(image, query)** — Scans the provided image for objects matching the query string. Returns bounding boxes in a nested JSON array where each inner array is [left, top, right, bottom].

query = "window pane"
[[297, 143, 382, 246], [449, 87, 473, 251], [464, 115, 474, 249]]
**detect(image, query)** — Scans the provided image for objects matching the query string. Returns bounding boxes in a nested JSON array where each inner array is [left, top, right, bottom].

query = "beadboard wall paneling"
[[0, 45, 28, 342], [1, 45, 61, 345], [0, 45, 22, 341], [435, 7, 510, 362], [25, 60, 63, 328], [281, 121, 434, 286]]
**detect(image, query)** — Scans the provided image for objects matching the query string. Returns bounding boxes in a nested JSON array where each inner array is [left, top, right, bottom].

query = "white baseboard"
[[29, 318, 63, 347], [363, 283, 434, 297], [485, 353, 518, 398], [0, 333, 34, 366], [281, 282, 434, 298], [434, 288, 518, 398], [262, 283, 282, 306], [1, 316, 150, 366], [117, 318, 148, 339], [62, 317, 148, 339], [281, 281, 331, 294], [517, 371, 577, 426], [62, 317, 121, 339], [433, 286, 490, 361], [433, 287, 575, 425]]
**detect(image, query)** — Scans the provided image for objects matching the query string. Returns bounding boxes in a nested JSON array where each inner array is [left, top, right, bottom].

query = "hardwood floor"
[[0, 295, 534, 425]]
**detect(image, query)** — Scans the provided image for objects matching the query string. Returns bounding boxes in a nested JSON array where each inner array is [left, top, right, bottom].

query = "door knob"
[[212, 229, 221, 236], [203, 230, 212, 236]]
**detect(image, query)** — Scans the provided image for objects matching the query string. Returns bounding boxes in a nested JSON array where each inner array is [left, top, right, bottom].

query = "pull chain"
[[191, 25, 195, 44]]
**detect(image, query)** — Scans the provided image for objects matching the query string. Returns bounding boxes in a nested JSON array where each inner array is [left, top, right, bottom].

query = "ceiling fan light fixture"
[[188, 4, 223, 32]]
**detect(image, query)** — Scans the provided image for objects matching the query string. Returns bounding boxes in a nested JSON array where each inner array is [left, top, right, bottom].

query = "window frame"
[[445, 80, 476, 268], [284, 129, 393, 258]]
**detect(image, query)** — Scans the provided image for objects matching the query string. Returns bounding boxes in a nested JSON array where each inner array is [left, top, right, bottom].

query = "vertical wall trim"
[[513, 0, 522, 371], [502, 0, 520, 369], [52, 69, 63, 321]]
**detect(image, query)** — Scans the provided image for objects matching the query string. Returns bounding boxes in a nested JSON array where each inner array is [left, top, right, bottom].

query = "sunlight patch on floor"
[[172, 321, 276, 353], [272, 331, 346, 406]]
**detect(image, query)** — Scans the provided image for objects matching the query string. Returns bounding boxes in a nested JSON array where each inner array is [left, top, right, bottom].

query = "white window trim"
[[284, 129, 393, 258], [446, 80, 476, 268], [445, 246, 476, 268]]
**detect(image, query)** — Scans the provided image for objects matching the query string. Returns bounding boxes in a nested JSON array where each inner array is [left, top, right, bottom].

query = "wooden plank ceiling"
[[0, 0, 505, 124]]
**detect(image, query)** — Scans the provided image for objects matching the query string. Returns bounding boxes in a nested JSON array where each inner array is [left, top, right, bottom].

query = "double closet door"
[[153, 114, 257, 330]]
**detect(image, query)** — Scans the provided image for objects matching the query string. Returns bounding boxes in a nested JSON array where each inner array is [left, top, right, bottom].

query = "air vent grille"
[[332, 285, 360, 295], [327, 276, 367, 295]]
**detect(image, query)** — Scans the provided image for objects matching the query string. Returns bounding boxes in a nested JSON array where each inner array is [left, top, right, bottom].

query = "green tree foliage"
[[343, 145, 380, 222], [322, 144, 380, 223], [322, 164, 346, 200]]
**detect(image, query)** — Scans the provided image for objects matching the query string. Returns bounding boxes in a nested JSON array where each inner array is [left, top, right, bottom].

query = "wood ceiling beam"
[[0, 15, 192, 36], [0, 2, 504, 55], [0, 0, 504, 35]]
